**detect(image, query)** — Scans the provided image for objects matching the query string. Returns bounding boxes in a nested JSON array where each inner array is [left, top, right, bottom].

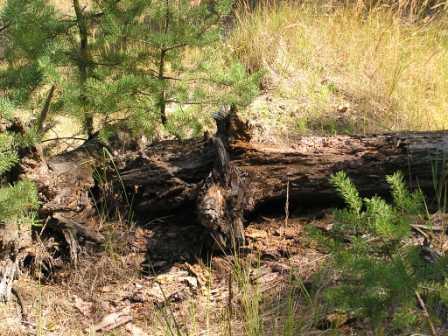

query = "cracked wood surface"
[[121, 131, 448, 219], [14, 115, 448, 251], [231, 132, 447, 207]]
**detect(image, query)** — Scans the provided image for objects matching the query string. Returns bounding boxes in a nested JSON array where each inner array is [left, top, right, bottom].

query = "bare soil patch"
[[0, 213, 328, 336]]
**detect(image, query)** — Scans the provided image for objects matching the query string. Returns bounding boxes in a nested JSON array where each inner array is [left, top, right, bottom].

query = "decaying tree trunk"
[[196, 107, 250, 248], [115, 110, 448, 245], [3, 108, 448, 307], [130, 131, 440, 214], [19, 139, 105, 265], [10, 110, 448, 255], [0, 124, 104, 307]]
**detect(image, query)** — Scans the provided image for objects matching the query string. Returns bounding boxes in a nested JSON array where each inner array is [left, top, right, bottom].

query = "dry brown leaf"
[[91, 306, 133, 332]]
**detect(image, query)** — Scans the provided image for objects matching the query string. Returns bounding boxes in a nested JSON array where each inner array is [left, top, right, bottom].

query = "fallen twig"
[[416, 290, 438, 336], [412, 224, 444, 232]]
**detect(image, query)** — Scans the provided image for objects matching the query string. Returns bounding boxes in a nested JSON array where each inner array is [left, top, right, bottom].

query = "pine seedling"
[[322, 171, 448, 334], [0, 99, 39, 250]]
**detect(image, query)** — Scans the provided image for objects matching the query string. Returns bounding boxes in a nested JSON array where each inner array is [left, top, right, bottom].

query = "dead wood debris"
[[90, 306, 133, 333]]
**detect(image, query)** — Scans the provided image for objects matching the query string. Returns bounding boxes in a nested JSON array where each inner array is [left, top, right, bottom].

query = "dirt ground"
[[0, 212, 330, 336]]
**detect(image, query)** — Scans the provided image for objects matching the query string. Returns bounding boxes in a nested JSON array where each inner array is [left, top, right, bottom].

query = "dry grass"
[[3, 1, 448, 335], [0, 215, 328, 336], [3, 1, 448, 140], [230, 1, 448, 138]]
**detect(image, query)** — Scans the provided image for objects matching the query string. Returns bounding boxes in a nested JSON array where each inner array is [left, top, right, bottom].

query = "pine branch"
[[41, 136, 88, 143], [162, 43, 187, 52], [165, 99, 221, 105], [131, 39, 188, 52], [165, 76, 236, 87], [88, 11, 105, 19], [416, 291, 438, 336], [37, 85, 56, 133], [0, 23, 10, 33]]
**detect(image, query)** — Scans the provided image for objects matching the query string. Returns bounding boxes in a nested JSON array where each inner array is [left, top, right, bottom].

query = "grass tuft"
[[230, 1, 448, 137]]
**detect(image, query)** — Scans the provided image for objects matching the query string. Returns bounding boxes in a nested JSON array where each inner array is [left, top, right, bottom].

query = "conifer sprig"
[[322, 171, 448, 334]]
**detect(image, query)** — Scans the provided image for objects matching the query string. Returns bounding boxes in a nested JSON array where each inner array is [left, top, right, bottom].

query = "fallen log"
[[118, 112, 448, 246], [230, 131, 444, 207], [18, 138, 104, 264], [3, 109, 448, 318], [15, 110, 448, 251]]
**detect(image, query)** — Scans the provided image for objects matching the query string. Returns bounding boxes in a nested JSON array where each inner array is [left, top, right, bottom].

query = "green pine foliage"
[[91, 0, 260, 139], [0, 0, 260, 140], [0, 100, 38, 231], [320, 171, 448, 334], [0, 98, 19, 176], [0, 0, 64, 106]]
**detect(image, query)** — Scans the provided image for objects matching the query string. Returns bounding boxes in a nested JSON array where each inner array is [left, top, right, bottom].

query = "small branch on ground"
[[415, 290, 438, 336], [0, 23, 10, 33], [41, 137, 88, 143]]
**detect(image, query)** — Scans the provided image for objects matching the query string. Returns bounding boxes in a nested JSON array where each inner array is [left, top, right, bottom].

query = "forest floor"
[[3, 2, 448, 335], [0, 209, 337, 336]]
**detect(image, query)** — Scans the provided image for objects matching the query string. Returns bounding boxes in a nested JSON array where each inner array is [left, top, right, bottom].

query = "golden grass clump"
[[229, 1, 448, 135]]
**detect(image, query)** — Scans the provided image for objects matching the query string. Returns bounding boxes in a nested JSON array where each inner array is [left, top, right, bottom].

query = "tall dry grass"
[[230, 1, 448, 134]]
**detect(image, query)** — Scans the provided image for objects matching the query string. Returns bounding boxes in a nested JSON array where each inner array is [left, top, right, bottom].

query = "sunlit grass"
[[229, 1, 448, 135]]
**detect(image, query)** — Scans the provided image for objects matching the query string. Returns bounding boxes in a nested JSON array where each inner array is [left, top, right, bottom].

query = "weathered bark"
[[0, 260, 17, 302], [231, 132, 445, 208], [19, 139, 104, 264], [119, 124, 448, 243], [15, 112, 448, 251], [0, 124, 100, 308], [197, 134, 247, 249]]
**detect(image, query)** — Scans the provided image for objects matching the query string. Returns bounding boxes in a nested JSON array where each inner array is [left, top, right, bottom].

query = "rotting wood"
[[118, 121, 448, 247], [230, 131, 447, 208], [0, 259, 17, 302], [2, 109, 448, 315], [52, 213, 105, 244], [19, 138, 105, 264], [197, 106, 249, 248], [13, 110, 448, 255]]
